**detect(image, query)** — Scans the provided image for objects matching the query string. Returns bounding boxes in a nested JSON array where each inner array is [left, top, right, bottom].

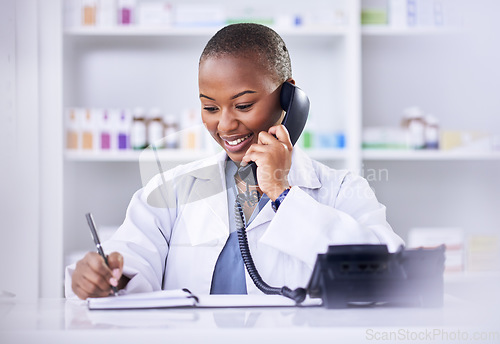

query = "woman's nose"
[[217, 108, 238, 132]]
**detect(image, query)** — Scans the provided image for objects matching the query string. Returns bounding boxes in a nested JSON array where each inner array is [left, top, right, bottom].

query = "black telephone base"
[[307, 244, 445, 309]]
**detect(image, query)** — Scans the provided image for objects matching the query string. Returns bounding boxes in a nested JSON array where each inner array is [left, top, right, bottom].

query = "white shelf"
[[362, 150, 500, 161], [65, 148, 349, 162], [65, 149, 215, 162], [64, 26, 218, 37], [64, 25, 349, 37], [362, 25, 461, 36]]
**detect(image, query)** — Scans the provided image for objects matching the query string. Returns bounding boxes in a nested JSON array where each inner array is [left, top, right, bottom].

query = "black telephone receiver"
[[235, 82, 310, 303], [237, 81, 310, 185]]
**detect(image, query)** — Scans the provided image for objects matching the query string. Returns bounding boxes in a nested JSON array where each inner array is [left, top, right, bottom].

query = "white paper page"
[[196, 295, 323, 308], [87, 289, 197, 310], [88, 290, 323, 310]]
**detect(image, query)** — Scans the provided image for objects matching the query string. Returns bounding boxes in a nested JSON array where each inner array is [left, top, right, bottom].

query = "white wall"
[[0, 0, 63, 299], [0, 0, 40, 300], [38, 0, 63, 298]]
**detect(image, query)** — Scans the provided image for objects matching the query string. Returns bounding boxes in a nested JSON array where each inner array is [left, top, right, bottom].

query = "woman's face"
[[198, 55, 284, 163]]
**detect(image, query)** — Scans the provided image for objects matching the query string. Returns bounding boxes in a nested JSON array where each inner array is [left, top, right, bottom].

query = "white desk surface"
[[1, 274, 499, 344]]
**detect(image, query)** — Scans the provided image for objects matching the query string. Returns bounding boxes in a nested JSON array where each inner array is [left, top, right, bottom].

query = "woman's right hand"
[[71, 251, 126, 300]]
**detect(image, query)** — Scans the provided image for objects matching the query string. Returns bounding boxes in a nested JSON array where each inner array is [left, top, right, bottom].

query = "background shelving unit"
[[53, 0, 500, 296], [65, 147, 350, 162], [64, 26, 351, 37], [359, 0, 500, 248], [61, 0, 361, 262]]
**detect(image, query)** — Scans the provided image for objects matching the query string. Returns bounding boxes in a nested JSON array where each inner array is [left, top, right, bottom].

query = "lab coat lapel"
[[181, 152, 230, 246], [247, 202, 274, 230]]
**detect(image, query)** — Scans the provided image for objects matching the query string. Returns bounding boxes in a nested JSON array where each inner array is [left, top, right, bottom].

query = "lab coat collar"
[[183, 148, 322, 240], [157, 150, 228, 247], [194, 147, 321, 189]]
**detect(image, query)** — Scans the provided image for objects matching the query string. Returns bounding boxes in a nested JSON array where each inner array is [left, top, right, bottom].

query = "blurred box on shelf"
[[63, 0, 83, 28], [415, 0, 435, 27], [408, 227, 465, 273], [137, 1, 173, 27], [361, 9, 388, 25], [174, 4, 226, 27], [388, 0, 407, 27], [98, 0, 118, 26], [299, 3, 348, 28], [117, 0, 136, 25], [467, 235, 500, 272], [361, 0, 388, 25], [298, 128, 345, 150], [370, 0, 462, 29], [491, 134, 500, 151], [66, 108, 81, 150], [81, 0, 97, 26], [225, 5, 274, 26], [362, 127, 409, 149], [317, 132, 345, 149], [440, 130, 491, 151], [180, 108, 202, 150]]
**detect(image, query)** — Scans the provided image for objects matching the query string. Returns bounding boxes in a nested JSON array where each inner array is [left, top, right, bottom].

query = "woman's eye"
[[203, 106, 218, 113], [236, 103, 254, 111]]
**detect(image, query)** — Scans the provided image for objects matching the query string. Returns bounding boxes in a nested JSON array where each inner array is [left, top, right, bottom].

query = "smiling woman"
[[65, 23, 403, 301]]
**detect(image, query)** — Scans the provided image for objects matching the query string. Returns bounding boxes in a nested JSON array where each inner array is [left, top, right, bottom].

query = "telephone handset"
[[235, 82, 310, 303], [237, 81, 310, 186]]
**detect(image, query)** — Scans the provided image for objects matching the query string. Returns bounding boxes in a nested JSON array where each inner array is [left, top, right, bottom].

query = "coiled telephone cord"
[[235, 196, 307, 303]]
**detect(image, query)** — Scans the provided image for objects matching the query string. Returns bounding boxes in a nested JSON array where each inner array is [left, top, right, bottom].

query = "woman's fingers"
[[72, 251, 123, 299]]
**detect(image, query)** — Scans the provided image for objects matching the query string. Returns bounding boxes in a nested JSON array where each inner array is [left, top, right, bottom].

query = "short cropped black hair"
[[200, 23, 292, 84]]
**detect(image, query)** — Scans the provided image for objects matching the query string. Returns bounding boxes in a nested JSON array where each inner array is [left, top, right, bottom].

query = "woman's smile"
[[220, 133, 254, 153]]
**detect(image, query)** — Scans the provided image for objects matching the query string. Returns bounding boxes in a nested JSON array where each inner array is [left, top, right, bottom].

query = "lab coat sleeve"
[[64, 174, 176, 298], [259, 172, 404, 270]]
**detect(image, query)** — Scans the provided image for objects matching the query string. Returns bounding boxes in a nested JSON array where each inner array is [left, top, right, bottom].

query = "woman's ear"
[[286, 78, 296, 85]]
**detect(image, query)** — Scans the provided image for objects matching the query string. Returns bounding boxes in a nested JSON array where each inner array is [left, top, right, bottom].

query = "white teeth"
[[226, 134, 250, 146]]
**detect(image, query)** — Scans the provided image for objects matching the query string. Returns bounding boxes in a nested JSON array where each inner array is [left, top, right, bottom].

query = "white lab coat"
[[65, 148, 404, 298]]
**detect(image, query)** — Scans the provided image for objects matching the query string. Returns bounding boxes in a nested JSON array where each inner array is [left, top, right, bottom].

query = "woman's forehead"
[[199, 55, 278, 86], [200, 53, 263, 70]]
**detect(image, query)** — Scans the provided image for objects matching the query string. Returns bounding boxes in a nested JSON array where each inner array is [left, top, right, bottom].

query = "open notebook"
[[87, 289, 322, 310]]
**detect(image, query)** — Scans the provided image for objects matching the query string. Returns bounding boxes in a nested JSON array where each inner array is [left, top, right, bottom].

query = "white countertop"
[[1, 273, 499, 344], [0, 296, 499, 344]]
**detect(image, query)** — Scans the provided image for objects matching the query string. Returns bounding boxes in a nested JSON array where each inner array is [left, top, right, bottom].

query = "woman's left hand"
[[241, 124, 293, 201]]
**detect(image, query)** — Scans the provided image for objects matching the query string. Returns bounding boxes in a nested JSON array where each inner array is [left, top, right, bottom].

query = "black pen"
[[85, 213, 119, 296]]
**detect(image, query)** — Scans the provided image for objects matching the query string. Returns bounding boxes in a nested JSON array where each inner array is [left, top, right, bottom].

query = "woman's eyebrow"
[[199, 93, 215, 100], [231, 90, 256, 100], [199, 90, 257, 101]]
